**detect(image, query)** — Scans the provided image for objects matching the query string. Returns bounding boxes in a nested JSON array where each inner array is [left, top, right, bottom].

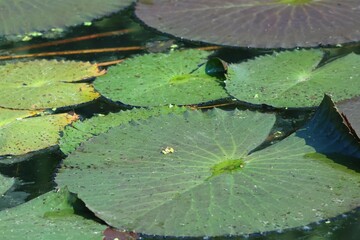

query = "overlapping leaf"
[[226, 50, 360, 108], [0, 60, 103, 110], [94, 49, 229, 107], [56, 95, 360, 237], [60, 106, 187, 155], [135, 0, 360, 48], [0, 175, 14, 196], [337, 96, 360, 139], [0, 113, 78, 156], [0, 0, 134, 36], [0, 188, 104, 240], [0, 108, 40, 127]]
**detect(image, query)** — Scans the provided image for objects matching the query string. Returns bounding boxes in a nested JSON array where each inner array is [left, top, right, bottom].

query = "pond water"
[[0, 6, 359, 240]]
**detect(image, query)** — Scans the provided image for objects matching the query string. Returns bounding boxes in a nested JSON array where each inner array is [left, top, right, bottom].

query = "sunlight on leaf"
[[0, 113, 79, 157], [0, 60, 103, 110], [226, 50, 360, 108]]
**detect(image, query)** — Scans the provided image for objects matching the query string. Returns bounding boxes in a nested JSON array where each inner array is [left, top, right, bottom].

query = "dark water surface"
[[0, 6, 360, 240]]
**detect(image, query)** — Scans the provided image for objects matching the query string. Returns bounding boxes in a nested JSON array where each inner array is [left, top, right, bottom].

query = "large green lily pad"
[[135, 0, 360, 48], [0, 188, 104, 239], [0, 60, 103, 110], [94, 49, 229, 107], [0, 0, 134, 36], [60, 106, 187, 155], [56, 95, 360, 237], [0, 113, 78, 156], [226, 50, 360, 108], [0, 175, 14, 196]]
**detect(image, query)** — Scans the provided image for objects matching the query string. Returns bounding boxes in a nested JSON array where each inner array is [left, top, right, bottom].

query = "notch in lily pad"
[[205, 57, 228, 78], [56, 94, 360, 237]]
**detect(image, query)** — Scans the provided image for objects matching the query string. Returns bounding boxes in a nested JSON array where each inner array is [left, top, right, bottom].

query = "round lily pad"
[[94, 49, 229, 107], [0, 188, 105, 239], [226, 50, 360, 108], [0, 113, 78, 156], [56, 104, 360, 236], [135, 0, 360, 48], [0, 0, 134, 36], [0, 60, 103, 110]]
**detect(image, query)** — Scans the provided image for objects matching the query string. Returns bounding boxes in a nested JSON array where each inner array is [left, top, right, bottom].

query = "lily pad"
[[0, 60, 103, 110], [135, 0, 360, 48], [94, 49, 229, 107], [60, 106, 187, 155], [0, 175, 14, 196], [337, 96, 360, 139], [56, 95, 360, 237], [0, 113, 78, 156], [0, 0, 134, 36], [0, 188, 104, 239], [0, 108, 40, 127], [226, 50, 360, 108]]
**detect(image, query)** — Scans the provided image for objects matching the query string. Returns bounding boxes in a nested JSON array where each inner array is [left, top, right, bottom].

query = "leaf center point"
[[209, 159, 245, 179]]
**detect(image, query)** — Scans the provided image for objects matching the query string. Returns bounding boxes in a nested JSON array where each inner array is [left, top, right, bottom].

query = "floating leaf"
[[0, 0, 134, 36], [0, 175, 14, 196], [135, 0, 360, 48], [0, 60, 103, 110], [56, 97, 360, 237], [337, 96, 360, 139], [94, 49, 229, 107], [60, 106, 187, 155], [0, 108, 40, 127], [295, 94, 360, 158], [226, 50, 360, 108], [0, 188, 104, 239], [103, 227, 138, 240], [0, 113, 78, 156]]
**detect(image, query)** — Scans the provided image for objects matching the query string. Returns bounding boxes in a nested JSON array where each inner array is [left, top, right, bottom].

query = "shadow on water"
[[0, 149, 63, 210]]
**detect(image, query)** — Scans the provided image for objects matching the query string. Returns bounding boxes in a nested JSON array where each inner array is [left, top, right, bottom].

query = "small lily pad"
[[56, 95, 360, 236], [0, 113, 79, 157], [226, 50, 360, 108], [94, 49, 229, 107], [60, 106, 187, 155], [0, 188, 104, 240], [0, 60, 103, 110]]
